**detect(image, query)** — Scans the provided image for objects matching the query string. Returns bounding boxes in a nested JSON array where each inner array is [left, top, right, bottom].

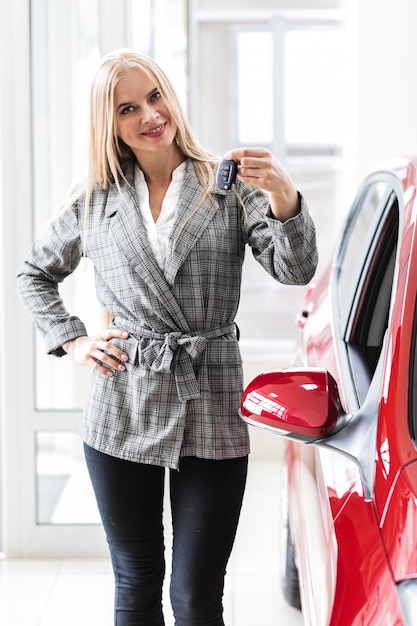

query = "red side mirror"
[[240, 369, 339, 438]]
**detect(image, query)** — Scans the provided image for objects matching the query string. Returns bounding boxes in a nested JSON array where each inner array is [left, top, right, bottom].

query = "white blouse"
[[134, 161, 186, 270]]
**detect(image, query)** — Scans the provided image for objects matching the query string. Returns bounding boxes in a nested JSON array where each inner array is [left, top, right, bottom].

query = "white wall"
[[355, 0, 417, 181]]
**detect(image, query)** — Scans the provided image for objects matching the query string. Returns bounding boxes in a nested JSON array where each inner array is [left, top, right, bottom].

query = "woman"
[[17, 49, 318, 625]]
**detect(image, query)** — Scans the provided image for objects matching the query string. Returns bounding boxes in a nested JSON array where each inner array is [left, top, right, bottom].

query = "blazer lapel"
[[106, 181, 162, 278], [105, 170, 191, 331], [164, 160, 225, 285]]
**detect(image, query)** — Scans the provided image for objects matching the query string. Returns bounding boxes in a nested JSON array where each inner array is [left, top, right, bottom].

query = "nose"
[[140, 103, 159, 124]]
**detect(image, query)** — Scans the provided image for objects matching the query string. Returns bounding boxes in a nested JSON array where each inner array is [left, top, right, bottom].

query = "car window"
[[336, 184, 399, 405], [337, 182, 389, 330]]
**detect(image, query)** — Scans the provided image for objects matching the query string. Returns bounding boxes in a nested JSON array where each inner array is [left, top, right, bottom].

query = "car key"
[[216, 158, 238, 190]]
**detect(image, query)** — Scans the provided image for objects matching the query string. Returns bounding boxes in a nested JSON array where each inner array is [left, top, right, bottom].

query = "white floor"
[[0, 437, 304, 626]]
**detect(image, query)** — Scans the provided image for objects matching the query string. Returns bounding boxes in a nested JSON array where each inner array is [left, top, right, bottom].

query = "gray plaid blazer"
[[17, 159, 318, 468]]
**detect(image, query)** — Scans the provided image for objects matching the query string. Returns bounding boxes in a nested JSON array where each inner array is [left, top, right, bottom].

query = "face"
[[114, 67, 177, 159]]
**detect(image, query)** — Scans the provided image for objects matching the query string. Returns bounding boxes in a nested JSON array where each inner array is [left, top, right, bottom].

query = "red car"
[[240, 157, 417, 626]]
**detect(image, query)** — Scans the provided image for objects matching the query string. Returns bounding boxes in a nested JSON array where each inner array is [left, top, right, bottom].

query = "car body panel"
[[373, 177, 417, 582], [381, 460, 417, 580]]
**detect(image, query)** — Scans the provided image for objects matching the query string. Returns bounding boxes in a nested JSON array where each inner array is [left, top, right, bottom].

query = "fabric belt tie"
[[115, 321, 236, 402]]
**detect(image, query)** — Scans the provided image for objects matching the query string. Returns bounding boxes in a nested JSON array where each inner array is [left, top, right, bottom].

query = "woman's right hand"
[[62, 327, 130, 377]]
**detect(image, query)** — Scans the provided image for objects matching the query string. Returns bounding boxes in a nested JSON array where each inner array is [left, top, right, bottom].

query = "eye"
[[150, 90, 162, 102], [121, 105, 135, 115]]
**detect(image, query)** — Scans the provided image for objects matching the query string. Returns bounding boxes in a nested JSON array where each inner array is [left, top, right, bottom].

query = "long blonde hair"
[[84, 49, 221, 327], [85, 49, 217, 226]]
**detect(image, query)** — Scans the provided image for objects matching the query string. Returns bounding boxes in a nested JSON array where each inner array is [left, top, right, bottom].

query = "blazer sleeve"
[[16, 204, 88, 356], [241, 184, 319, 285]]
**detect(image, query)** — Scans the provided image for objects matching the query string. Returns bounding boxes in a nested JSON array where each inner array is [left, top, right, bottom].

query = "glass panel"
[[235, 24, 346, 151], [130, 0, 188, 112], [31, 0, 102, 410], [284, 26, 347, 149], [36, 432, 99, 525], [236, 30, 273, 144], [338, 182, 388, 330], [31, 0, 100, 236], [234, 21, 345, 341]]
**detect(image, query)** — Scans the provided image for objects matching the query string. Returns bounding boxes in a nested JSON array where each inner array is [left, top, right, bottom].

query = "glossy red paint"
[[328, 491, 403, 626], [374, 166, 417, 582], [380, 460, 417, 580], [240, 369, 339, 437], [240, 157, 417, 625]]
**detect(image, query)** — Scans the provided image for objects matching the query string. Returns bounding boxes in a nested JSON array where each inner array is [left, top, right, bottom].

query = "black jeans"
[[84, 444, 248, 626]]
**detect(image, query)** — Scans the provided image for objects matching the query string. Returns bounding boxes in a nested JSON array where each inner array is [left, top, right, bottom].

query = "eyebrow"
[[116, 87, 160, 112], [117, 101, 133, 112]]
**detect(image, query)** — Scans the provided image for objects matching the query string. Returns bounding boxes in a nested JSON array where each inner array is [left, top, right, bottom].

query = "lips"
[[142, 123, 166, 138]]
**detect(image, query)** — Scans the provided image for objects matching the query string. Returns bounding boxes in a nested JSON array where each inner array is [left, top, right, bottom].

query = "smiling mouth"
[[142, 123, 166, 137]]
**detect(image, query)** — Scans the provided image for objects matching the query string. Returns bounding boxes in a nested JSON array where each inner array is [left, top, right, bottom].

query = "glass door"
[[1, 0, 187, 557]]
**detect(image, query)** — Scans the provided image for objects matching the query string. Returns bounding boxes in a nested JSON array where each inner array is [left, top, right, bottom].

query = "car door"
[[289, 175, 400, 625]]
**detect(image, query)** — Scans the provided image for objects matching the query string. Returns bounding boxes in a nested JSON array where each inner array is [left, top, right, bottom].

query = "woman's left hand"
[[224, 147, 300, 222]]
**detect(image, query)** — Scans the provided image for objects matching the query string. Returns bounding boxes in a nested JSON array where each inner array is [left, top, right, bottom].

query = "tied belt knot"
[[126, 323, 236, 402]]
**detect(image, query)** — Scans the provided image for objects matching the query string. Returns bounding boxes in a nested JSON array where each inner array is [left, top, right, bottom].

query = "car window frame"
[[331, 173, 402, 411]]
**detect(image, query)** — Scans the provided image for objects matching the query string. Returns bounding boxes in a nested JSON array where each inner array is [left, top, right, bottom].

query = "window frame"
[[230, 13, 346, 162]]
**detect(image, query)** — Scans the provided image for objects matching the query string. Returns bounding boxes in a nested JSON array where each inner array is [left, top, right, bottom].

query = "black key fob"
[[216, 158, 238, 190]]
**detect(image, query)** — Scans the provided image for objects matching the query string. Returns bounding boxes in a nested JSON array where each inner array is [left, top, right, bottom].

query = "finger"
[[102, 327, 129, 341], [237, 169, 261, 183], [237, 162, 265, 182], [239, 157, 262, 171], [237, 168, 276, 192], [91, 358, 117, 378], [99, 338, 129, 364], [91, 344, 127, 371], [225, 147, 269, 161]]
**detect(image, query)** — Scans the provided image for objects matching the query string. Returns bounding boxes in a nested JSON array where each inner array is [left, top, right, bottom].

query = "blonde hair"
[[84, 48, 218, 228]]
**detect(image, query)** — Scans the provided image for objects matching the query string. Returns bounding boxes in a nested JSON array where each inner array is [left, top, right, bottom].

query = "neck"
[[135, 144, 185, 185]]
